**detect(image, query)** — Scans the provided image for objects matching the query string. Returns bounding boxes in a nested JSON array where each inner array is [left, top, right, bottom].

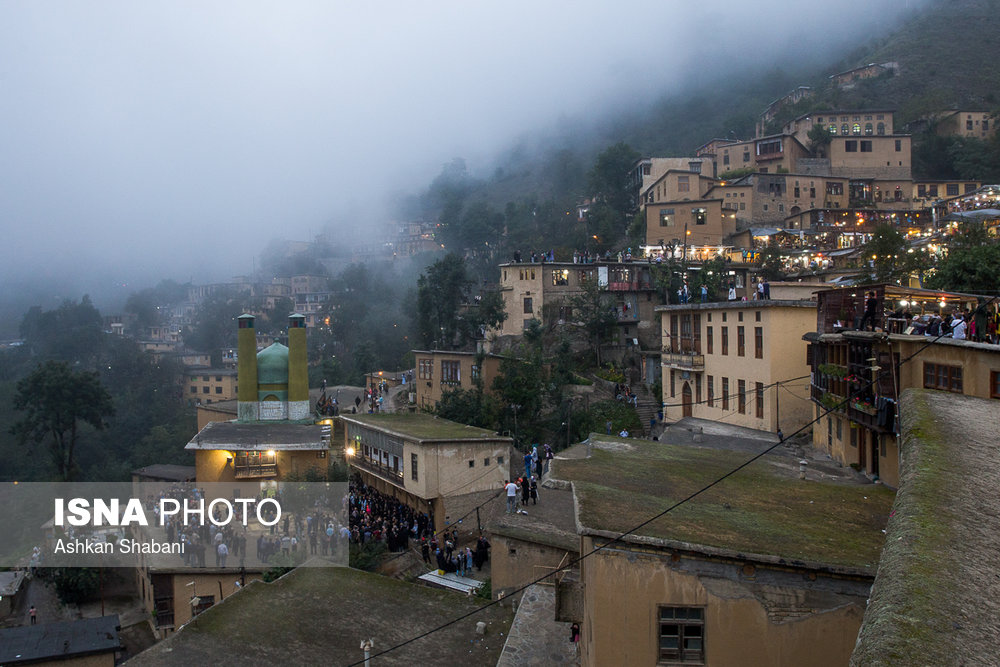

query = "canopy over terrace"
[[814, 284, 991, 334]]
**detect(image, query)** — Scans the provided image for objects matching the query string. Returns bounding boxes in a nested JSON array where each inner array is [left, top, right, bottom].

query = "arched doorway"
[[682, 382, 693, 418]]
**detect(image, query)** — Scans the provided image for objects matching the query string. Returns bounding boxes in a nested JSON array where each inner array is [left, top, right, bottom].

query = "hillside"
[[411, 0, 1000, 241]]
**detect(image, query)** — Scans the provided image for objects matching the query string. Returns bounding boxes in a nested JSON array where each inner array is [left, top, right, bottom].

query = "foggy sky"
[[0, 1, 925, 303]]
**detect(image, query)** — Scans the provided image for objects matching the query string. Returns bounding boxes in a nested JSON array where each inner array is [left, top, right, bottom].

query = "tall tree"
[[925, 226, 1000, 294], [568, 279, 617, 366], [11, 361, 115, 481]]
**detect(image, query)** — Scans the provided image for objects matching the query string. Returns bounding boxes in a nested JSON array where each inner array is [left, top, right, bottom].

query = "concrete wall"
[[490, 533, 576, 601], [579, 537, 868, 667]]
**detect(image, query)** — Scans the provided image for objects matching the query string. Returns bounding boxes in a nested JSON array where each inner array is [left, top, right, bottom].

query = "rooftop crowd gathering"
[[348, 476, 492, 576]]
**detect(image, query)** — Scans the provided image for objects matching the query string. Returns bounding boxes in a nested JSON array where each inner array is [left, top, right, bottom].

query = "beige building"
[[934, 110, 995, 140], [497, 261, 660, 351], [805, 285, 1000, 488], [412, 350, 503, 410], [658, 299, 816, 434], [134, 567, 261, 638], [643, 198, 735, 249], [341, 413, 512, 534], [783, 110, 897, 146], [555, 436, 893, 667], [183, 367, 238, 406]]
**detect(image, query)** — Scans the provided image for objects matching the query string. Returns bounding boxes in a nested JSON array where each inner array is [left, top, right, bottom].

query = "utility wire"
[[347, 316, 992, 665]]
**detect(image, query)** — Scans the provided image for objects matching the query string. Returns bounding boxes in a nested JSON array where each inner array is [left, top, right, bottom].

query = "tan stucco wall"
[[490, 534, 575, 600], [661, 304, 814, 434], [579, 539, 866, 667]]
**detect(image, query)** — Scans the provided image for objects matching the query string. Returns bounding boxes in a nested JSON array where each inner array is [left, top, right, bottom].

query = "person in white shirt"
[[504, 480, 518, 514]]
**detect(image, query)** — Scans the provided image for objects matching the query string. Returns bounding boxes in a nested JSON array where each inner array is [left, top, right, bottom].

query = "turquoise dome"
[[256, 343, 289, 385]]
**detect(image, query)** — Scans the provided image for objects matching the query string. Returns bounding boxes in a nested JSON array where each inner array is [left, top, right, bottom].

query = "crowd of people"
[[348, 476, 493, 576]]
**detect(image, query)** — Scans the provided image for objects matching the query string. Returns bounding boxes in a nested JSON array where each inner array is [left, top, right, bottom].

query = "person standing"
[[524, 451, 533, 479], [29, 605, 37, 625], [701, 284, 708, 302], [504, 480, 518, 514], [529, 476, 538, 505]]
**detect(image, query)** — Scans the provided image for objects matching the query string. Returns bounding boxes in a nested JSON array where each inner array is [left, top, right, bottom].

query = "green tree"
[[588, 143, 640, 217], [11, 361, 115, 481], [19, 296, 104, 364], [755, 246, 788, 281], [806, 123, 832, 156], [925, 227, 1000, 293], [568, 279, 617, 366], [861, 224, 920, 285]]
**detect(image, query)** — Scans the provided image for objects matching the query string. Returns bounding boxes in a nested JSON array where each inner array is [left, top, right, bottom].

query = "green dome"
[[256, 343, 289, 385]]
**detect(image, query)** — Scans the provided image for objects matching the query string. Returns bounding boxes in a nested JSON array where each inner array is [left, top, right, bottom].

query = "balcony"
[[234, 463, 278, 479], [353, 456, 405, 484], [662, 352, 705, 371]]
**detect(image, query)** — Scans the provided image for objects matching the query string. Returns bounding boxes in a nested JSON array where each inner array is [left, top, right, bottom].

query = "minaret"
[[237, 314, 259, 421], [287, 313, 309, 420]]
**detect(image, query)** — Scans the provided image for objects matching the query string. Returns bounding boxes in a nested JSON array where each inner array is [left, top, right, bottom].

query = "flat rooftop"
[[185, 420, 329, 451], [0, 615, 121, 664], [342, 413, 510, 443], [127, 567, 513, 666], [851, 390, 1000, 666], [554, 434, 894, 573]]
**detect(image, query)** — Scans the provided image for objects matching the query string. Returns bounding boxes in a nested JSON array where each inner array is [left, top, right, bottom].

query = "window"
[[660, 208, 675, 227], [471, 365, 481, 381], [722, 378, 729, 410], [895, 139, 902, 152], [860, 141, 872, 152], [215, 376, 222, 382], [497, 456, 504, 465], [193, 595, 215, 617], [692, 208, 707, 225], [929, 185, 938, 197], [877, 122, 885, 135], [695, 374, 702, 404], [917, 184, 926, 198], [754, 327, 763, 359], [215, 386, 222, 394], [707, 375, 714, 407], [670, 370, 676, 398], [552, 269, 569, 286], [723, 153, 730, 165], [523, 297, 533, 314], [468, 460, 474, 468], [756, 382, 764, 418], [967, 118, 974, 131], [923, 363, 963, 393], [991, 371, 1000, 399], [658, 606, 705, 663], [738, 380, 746, 414], [202, 386, 209, 394], [706, 326, 713, 354], [203, 376, 210, 382], [841, 123, 849, 135], [441, 360, 461, 384], [845, 140, 857, 152], [484, 457, 490, 466], [418, 359, 433, 380], [678, 175, 690, 193], [755, 311, 761, 322], [737, 326, 745, 356], [946, 183, 959, 196], [411, 453, 418, 481], [721, 327, 729, 355], [852, 123, 861, 135], [826, 182, 844, 195], [190, 386, 197, 394], [865, 123, 873, 135]]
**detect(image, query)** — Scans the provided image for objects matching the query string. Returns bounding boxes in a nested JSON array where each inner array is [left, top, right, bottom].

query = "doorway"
[[682, 383, 693, 418]]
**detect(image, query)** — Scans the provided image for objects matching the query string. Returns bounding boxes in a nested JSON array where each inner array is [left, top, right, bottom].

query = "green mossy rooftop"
[[343, 412, 509, 442], [128, 567, 513, 666], [556, 436, 894, 572]]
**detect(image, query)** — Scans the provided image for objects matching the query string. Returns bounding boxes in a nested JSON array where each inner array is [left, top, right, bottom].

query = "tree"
[[588, 143, 640, 217], [806, 123, 832, 156], [11, 361, 115, 481], [755, 246, 788, 281], [19, 296, 104, 364], [861, 224, 921, 285], [416, 254, 473, 349], [925, 227, 1000, 294], [568, 279, 617, 366]]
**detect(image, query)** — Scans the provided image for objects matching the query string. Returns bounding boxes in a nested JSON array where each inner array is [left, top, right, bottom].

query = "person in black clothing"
[[859, 291, 879, 331]]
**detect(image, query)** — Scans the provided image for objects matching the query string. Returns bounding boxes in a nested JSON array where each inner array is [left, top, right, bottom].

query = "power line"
[[348, 318, 991, 664]]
